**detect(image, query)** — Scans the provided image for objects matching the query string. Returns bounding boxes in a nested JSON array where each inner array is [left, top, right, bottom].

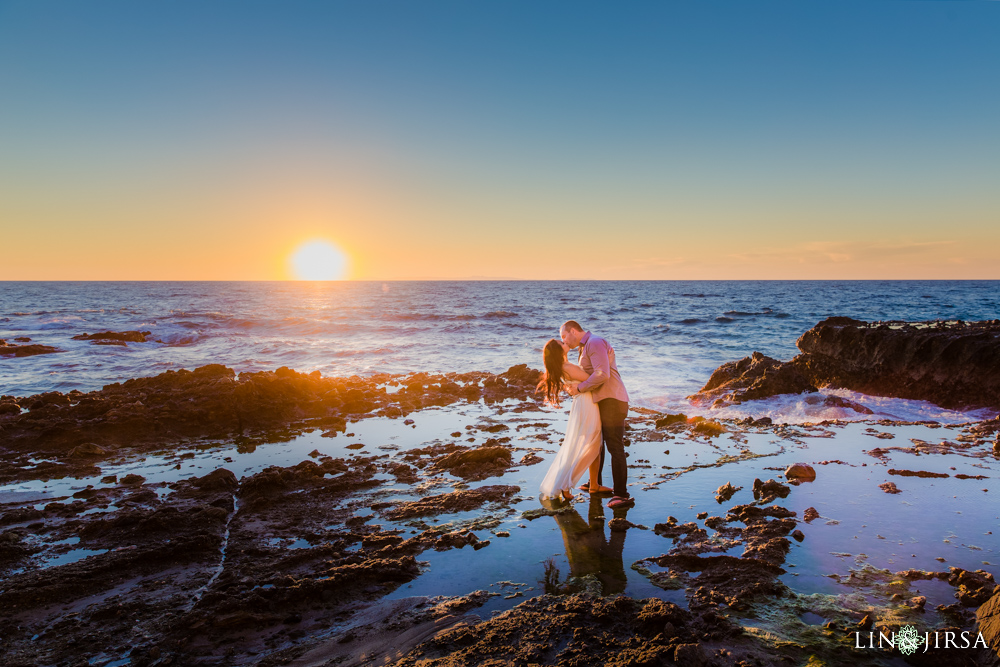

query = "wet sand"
[[1, 365, 999, 666]]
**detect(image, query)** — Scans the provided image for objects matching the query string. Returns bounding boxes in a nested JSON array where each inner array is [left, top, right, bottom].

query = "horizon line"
[[3, 278, 1000, 283]]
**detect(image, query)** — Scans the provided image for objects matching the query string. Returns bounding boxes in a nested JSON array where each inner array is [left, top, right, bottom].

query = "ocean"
[[2, 280, 998, 423]]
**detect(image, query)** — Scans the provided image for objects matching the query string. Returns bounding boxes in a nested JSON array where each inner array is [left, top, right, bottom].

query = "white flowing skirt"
[[539, 392, 602, 499]]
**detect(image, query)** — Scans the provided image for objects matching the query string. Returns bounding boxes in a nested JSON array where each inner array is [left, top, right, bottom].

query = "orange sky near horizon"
[[3, 171, 997, 280]]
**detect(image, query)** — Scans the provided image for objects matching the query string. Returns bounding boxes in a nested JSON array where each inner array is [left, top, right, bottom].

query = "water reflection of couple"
[[537, 321, 632, 509], [540, 495, 628, 596]]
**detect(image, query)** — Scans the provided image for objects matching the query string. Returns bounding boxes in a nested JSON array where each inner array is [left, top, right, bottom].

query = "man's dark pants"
[[595, 398, 629, 498]]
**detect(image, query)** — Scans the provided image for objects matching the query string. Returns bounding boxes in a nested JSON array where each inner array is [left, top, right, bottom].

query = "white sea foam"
[[643, 388, 992, 425]]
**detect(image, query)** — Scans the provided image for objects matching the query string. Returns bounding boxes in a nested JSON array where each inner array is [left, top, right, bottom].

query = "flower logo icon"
[[896, 625, 922, 656]]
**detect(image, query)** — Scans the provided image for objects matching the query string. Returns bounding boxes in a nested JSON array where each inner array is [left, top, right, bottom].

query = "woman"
[[536, 339, 614, 501]]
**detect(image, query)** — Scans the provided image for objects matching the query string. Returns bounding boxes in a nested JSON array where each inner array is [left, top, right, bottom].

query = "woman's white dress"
[[539, 391, 602, 499]]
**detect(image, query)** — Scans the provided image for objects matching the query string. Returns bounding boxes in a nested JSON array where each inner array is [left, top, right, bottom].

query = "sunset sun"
[[290, 240, 349, 280]]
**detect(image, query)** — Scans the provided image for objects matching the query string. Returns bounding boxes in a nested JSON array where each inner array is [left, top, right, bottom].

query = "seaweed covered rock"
[[0, 365, 526, 460], [384, 485, 520, 520], [392, 594, 742, 666], [431, 445, 513, 480]]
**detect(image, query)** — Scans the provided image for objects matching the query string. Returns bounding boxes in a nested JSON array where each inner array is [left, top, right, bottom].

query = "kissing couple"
[[537, 321, 633, 509]]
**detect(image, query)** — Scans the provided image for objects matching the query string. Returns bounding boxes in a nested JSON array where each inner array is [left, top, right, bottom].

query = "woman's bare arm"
[[562, 363, 589, 382]]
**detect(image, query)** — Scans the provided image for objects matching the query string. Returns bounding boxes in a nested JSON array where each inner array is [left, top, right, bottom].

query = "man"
[[560, 320, 632, 508]]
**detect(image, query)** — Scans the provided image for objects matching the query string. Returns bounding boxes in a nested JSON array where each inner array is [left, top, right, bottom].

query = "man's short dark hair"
[[562, 320, 584, 332]]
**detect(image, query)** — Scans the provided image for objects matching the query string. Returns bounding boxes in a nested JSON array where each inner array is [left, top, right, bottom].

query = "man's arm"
[[576, 338, 610, 393]]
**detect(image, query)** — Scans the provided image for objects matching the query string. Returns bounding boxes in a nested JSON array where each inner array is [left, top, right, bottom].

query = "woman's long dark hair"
[[536, 339, 565, 405]]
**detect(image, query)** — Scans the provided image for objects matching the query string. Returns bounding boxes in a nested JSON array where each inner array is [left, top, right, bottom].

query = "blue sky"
[[1, 1, 998, 279]]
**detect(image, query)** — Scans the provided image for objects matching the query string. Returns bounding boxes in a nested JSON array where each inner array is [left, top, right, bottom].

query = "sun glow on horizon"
[[290, 240, 349, 280]]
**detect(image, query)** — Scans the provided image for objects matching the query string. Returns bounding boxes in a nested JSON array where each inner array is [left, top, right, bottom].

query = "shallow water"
[[5, 399, 996, 627], [2, 280, 997, 423]]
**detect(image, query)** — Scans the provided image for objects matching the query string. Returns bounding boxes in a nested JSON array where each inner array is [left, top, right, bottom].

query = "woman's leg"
[[588, 455, 612, 493]]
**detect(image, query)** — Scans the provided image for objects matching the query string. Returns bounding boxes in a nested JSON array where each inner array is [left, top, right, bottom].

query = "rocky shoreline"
[[2, 324, 1000, 665], [690, 318, 1000, 411]]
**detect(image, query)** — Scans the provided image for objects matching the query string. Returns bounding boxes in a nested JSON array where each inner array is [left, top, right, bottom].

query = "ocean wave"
[[156, 333, 204, 347], [389, 313, 446, 321], [724, 310, 767, 316], [332, 347, 393, 357], [679, 318, 705, 324], [500, 322, 553, 331], [720, 308, 791, 319], [37, 316, 85, 327], [715, 317, 734, 323], [638, 388, 991, 425], [483, 311, 518, 318], [680, 294, 721, 298]]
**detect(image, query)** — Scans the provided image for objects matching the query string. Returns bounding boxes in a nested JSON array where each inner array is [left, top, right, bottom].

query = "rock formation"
[[691, 317, 1000, 410]]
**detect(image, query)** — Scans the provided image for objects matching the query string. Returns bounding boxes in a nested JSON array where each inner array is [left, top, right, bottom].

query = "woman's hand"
[[565, 381, 580, 396]]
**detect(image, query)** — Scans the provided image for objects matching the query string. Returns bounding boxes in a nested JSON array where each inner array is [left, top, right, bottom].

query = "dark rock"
[[690, 318, 1000, 410], [434, 531, 479, 550], [879, 481, 901, 494], [0, 530, 30, 563], [823, 395, 874, 414], [385, 486, 520, 520], [0, 342, 61, 357], [791, 529, 804, 542], [383, 594, 727, 666], [72, 330, 151, 343], [609, 518, 647, 532], [688, 351, 817, 407], [803, 507, 820, 522], [715, 482, 742, 504], [69, 443, 109, 458], [691, 419, 725, 436], [948, 568, 997, 606], [187, 468, 238, 492], [654, 413, 687, 428], [783, 463, 816, 480], [674, 643, 707, 666], [432, 446, 512, 480], [516, 453, 543, 466], [704, 516, 727, 530], [888, 469, 949, 479], [120, 474, 146, 486], [793, 317, 1000, 411], [977, 589, 1000, 657], [751, 478, 789, 504]]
